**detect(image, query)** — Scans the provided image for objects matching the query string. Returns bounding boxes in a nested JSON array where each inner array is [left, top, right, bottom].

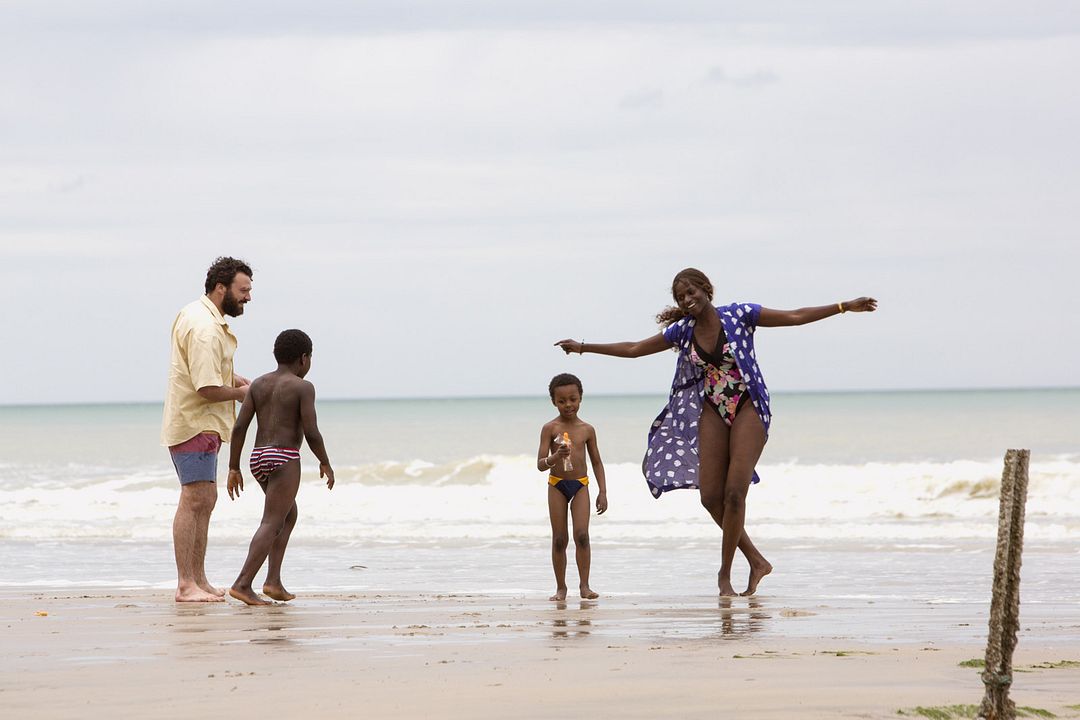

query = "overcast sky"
[[2, 2, 1078, 405]]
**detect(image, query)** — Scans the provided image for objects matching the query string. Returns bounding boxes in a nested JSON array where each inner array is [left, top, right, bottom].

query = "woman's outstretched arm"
[[554, 333, 671, 358], [758, 297, 877, 327]]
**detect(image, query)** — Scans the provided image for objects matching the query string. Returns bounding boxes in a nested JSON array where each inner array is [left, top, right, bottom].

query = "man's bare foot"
[[718, 572, 738, 597], [741, 559, 773, 596], [549, 587, 568, 601], [228, 586, 272, 606], [579, 586, 599, 600], [199, 583, 226, 597], [175, 587, 226, 603], [262, 583, 296, 602]]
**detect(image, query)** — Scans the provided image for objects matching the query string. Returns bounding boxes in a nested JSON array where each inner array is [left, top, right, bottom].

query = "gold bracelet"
[[837, 302, 846, 314], [579, 340, 585, 354]]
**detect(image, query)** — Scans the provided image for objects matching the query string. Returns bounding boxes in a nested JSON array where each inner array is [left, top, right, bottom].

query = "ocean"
[[1, 388, 1078, 638]]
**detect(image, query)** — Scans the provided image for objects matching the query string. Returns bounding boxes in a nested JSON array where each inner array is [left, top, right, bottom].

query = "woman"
[[556, 268, 877, 596]]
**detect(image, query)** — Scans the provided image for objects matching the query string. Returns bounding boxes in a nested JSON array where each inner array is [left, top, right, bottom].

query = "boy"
[[536, 373, 607, 601], [226, 329, 334, 605]]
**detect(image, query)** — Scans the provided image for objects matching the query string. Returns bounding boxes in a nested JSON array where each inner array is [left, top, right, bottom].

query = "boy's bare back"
[[248, 370, 312, 449]]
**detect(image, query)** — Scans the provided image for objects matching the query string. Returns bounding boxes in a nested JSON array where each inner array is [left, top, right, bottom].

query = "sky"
[[1, 2, 1078, 405]]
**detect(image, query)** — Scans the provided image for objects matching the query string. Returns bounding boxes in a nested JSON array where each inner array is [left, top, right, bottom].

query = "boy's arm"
[[299, 381, 334, 489], [537, 424, 570, 472], [586, 426, 607, 515], [227, 392, 256, 500]]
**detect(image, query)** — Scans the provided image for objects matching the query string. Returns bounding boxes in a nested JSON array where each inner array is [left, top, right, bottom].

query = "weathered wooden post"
[[978, 449, 1030, 720]]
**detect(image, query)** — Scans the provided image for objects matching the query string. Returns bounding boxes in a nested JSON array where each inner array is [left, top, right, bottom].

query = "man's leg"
[[174, 481, 223, 603]]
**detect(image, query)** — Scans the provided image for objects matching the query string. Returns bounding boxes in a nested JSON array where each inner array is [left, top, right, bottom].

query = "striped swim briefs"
[[249, 446, 302, 482]]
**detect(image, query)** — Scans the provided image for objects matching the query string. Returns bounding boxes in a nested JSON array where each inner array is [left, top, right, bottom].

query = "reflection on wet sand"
[[716, 596, 769, 638], [170, 602, 302, 650], [549, 600, 596, 639]]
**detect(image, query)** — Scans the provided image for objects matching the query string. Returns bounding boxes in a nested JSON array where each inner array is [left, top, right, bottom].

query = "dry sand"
[[3, 589, 1078, 719]]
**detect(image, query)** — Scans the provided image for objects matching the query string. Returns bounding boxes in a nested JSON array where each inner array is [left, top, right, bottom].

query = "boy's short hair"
[[274, 329, 313, 364], [204, 256, 253, 294], [548, 373, 583, 399]]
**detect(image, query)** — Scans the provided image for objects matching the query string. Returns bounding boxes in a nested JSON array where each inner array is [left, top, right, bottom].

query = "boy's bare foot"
[[579, 586, 599, 600], [718, 572, 738, 597], [229, 586, 273, 606], [741, 559, 773, 596], [549, 587, 568, 601], [175, 587, 226, 603], [262, 583, 296, 602]]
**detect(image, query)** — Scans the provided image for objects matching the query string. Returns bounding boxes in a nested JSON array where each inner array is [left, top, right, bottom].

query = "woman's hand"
[[843, 297, 878, 313], [554, 339, 582, 355]]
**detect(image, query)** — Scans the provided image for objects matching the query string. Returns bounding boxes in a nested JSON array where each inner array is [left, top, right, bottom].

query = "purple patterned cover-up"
[[642, 302, 773, 498]]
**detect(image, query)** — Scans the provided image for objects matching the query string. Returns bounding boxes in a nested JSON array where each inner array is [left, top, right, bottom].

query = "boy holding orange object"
[[536, 373, 608, 601]]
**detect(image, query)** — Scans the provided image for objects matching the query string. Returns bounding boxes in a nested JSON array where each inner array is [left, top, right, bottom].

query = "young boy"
[[226, 329, 334, 605], [536, 373, 607, 601]]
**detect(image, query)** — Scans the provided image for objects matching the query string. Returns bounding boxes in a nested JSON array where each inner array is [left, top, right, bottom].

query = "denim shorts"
[[169, 432, 222, 485]]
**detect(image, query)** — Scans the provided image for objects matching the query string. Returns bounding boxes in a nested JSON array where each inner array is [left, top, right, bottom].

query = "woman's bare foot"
[[228, 586, 272, 606], [741, 559, 773, 596], [262, 583, 296, 602], [718, 571, 738, 597], [579, 586, 599, 600], [549, 587, 568, 601], [175, 586, 226, 603]]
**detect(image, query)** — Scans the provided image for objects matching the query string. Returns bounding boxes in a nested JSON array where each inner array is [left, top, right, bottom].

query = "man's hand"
[[227, 469, 244, 500]]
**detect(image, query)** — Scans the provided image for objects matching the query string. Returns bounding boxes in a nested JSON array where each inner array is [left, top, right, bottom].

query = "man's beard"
[[222, 292, 245, 317]]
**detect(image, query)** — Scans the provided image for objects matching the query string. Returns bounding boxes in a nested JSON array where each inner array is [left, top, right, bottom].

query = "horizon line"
[[2, 384, 1078, 409]]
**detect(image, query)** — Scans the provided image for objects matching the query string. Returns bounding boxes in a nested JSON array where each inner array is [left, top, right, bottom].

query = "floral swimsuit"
[[689, 327, 750, 427]]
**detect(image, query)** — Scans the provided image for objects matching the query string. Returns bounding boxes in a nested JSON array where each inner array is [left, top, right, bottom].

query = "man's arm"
[[198, 385, 247, 402]]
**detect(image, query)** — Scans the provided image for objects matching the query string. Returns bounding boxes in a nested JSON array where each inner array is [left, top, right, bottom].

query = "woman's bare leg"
[[697, 408, 769, 595], [719, 408, 768, 596]]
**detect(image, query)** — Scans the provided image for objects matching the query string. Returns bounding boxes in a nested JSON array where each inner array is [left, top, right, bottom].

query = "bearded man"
[[162, 256, 253, 602]]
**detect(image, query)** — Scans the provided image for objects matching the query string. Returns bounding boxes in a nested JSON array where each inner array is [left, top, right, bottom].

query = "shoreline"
[[4, 589, 1078, 719]]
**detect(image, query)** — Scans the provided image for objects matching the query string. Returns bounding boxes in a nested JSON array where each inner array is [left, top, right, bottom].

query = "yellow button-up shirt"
[[161, 295, 239, 447]]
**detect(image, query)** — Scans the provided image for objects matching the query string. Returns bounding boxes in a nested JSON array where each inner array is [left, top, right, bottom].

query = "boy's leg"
[[569, 487, 597, 599], [263, 501, 298, 601], [173, 481, 224, 603], [229, 460, 301, 606], [548, 486, 570, 601]]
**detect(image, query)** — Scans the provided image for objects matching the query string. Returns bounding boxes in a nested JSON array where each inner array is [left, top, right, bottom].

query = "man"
[[162, 256, 253, 602]]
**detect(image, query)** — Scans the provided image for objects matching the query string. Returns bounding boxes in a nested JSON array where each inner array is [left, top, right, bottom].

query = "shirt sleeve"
[[185, 326, 226, 391], [662, 317, 688, 346], [743, 303, 762, 330]]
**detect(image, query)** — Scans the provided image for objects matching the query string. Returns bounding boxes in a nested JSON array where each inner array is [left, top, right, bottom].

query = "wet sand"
[[3, 589, 1079, 719]]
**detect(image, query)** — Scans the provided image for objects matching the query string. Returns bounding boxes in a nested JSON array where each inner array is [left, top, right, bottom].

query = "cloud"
[[704, 66, 778, 88], [619, 89, 664, 110]]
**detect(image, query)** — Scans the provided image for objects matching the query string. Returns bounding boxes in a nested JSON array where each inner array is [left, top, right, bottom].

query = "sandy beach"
[[3, 588, 1078, 720]]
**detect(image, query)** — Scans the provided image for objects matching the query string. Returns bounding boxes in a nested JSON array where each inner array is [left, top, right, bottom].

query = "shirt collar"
[[199, 294, 228, 327]]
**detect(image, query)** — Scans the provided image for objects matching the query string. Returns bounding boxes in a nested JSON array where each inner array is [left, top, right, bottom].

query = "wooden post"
[[978, 449, 1030, 720]]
